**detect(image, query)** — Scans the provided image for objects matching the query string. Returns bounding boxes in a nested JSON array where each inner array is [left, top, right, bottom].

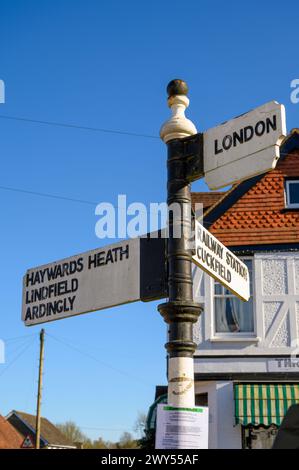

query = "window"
[[285, 180, 299, 208], [214, 259, 254, 334]]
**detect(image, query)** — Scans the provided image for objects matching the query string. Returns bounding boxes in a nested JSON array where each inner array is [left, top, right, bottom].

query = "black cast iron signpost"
[[21, 79, 287, 449], [158, 81, 202, 410], [155, 79, 286, 448]]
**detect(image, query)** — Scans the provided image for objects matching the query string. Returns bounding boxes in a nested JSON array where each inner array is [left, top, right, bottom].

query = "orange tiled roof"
[[210, 155, 299, 245], [194, 132, 299, 247], [0, 415, 23, 449], [7, 410, 75, 447]]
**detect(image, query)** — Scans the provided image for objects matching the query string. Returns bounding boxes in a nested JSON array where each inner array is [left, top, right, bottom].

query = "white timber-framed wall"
[[193, 251, 299, 359]]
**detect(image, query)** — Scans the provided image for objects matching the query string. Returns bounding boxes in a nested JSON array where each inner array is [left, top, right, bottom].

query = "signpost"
[[203, 101, 287, 189], [22, 236, 166, 326], [21, 78, 287, 451], [158, 79, 287, 449], [192, 220, 250, 301]]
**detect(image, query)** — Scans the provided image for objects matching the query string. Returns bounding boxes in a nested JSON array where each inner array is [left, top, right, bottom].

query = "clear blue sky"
[[0, 0, 298, 442]]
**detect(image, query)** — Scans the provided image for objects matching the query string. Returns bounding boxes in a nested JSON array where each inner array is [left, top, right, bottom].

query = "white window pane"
[[214, 258, 254, 334], [215, 297, 254, 333]]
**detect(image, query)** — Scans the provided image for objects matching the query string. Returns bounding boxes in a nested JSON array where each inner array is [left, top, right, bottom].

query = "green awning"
[[234, 383, 299, 426]]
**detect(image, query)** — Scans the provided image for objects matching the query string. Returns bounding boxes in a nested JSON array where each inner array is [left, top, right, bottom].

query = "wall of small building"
[[193, 251, 299, 448], [195, 381, 241, 449], [191, 145, 299, 448]]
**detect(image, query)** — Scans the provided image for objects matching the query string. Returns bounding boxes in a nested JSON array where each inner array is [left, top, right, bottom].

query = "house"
[[0, 414, 23, 449], [191, 128, 299, 448], [6, 410, 76, 449]]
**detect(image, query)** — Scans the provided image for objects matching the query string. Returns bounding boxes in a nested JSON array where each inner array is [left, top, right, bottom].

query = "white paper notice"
[[155, 404, 209, 449]]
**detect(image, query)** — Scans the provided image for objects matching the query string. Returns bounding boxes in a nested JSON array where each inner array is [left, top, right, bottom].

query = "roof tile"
[[8, 411, 75, 448], [0, 415, 23, 449], [192, 146, 299, 246]]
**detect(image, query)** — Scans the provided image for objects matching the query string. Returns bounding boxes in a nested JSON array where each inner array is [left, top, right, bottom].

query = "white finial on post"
[[160, 79, 197, 143]]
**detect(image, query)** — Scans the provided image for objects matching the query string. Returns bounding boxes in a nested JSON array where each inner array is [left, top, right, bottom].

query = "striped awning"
[[234, 383, 299, 426]]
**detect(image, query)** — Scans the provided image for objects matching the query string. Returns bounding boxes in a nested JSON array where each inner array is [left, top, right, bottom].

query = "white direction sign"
[[203, 101, 286, 189], [22, 237, 166, 326], [192, 221, 250, 301]]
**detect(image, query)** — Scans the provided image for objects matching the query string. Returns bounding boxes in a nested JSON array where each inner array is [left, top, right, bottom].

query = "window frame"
[[211, 256, 257, 340], [285, 179, 299, 209]]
